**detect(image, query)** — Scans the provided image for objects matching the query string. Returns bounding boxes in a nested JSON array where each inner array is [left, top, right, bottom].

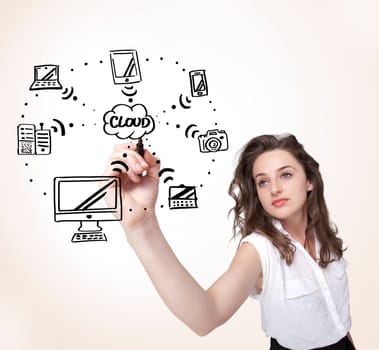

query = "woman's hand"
[[103, 143, 161, 230]]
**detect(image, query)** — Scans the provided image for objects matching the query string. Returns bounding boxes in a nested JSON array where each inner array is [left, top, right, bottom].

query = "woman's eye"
[[258, 180, 268, 187], [281, 172, 292, 179]]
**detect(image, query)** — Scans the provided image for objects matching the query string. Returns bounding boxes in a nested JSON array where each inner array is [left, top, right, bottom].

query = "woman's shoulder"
[[240, 232, 282, 285], [240, 231, 278, 257], [241, 231, 271, 245]]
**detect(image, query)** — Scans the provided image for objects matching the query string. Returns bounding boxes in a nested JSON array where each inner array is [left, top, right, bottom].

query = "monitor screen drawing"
[[30, 64, 63, 90], [54, 176, 122, 242]]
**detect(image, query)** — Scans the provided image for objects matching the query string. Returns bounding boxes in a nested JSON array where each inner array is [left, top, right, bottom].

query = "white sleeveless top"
[[241, 220, 351, 349]]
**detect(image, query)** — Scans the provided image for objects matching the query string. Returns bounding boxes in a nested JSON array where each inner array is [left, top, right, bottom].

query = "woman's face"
[[252, 149, 313, 223]]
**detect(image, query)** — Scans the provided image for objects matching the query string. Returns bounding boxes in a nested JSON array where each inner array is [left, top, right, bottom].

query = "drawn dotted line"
[[132, 55, 219, 195], [143, 55, 217, 113], [23, 163, 47, 195], [21, 54, 221, 203], [147, 58, 221, 208], [66, 59, 106, 110]]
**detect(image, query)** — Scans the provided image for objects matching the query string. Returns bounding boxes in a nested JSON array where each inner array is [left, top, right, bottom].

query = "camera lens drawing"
[[198, 129, 229, 153]]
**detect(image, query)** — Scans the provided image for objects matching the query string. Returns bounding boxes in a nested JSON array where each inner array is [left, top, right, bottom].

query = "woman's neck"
[[280, 208, 308, 242]]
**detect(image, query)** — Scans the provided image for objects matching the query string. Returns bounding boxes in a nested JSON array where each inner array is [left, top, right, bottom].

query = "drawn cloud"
[[103, 103, 155, 139]]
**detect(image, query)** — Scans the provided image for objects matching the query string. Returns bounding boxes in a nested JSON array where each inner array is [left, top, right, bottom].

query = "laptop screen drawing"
[[30, 64, 63, 90]]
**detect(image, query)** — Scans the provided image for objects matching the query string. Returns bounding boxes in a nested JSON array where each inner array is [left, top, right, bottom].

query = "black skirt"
[[270, 336, 356, 350]]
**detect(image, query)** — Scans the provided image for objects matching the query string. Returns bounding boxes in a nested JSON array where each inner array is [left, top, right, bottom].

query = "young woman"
[[104, 134, 355, 350]]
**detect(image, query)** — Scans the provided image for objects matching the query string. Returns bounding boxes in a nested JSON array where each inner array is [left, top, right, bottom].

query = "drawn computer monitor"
[[54, 176, 122, 242]]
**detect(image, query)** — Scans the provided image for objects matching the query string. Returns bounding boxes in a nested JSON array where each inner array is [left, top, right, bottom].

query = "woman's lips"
[[272, 198, 288, 208]]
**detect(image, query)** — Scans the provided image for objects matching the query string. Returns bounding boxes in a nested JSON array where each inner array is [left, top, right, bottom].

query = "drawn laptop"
[[30, 64, 63, 90]]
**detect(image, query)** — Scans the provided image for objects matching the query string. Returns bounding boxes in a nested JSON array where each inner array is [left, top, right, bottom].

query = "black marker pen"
[[136, 137, 147, 176], [136, 137, 144, 158]]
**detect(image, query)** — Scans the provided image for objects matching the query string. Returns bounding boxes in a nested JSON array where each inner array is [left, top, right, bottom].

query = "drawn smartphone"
[[110, 49, 142, 84], [189, 70, 208, 97]]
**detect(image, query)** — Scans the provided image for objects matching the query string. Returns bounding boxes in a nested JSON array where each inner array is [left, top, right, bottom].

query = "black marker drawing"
[[50, 118, 67, 136], [103, 103, 155, 140], [17, 124, 35, 155], [198, 129, 229, 153], [29, 64, 63, 91], [54, 176, 122, 243], [159, 168, 175, 183], [61, 86, 76, 100], [121, 85, 137, 97], [179, 94, 192, 109], [168, 184, 198, 209], [19, 52, 224, 225], [110, 49, 142, 84], [189, 70, 208, 97], [17, 123, 51, 155], [111, 160, 129, 173], [185, 124, 200, 139]]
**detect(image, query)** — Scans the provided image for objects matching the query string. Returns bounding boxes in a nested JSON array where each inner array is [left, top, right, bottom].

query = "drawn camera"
[[198, 129, 229, 153]]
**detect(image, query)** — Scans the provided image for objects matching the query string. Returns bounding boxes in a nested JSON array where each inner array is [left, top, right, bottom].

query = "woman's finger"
[[104, 149, 145, 183], [142, 149, 161, 178]]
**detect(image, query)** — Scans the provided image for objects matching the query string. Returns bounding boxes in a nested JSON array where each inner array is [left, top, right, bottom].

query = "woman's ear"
[[306, 180, 314, 192]]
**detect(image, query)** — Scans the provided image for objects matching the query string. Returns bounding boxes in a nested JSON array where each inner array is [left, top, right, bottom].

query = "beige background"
[[1, 0, 378, 349]]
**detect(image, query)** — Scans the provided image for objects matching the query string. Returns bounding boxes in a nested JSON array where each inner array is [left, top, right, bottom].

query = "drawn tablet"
[[110, 49, 142, 84]]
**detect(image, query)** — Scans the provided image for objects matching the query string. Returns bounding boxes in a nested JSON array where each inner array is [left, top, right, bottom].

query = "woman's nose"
[[270, 180, 282, 195]]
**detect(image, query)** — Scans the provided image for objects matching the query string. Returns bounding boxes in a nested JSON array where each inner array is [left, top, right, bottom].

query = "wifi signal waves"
[[158, 168, 175, 183], [185, 124, 200, 139], [51, 118, 66, 136], [61, 87, 77, 100], [111, 160, 129, 173], [179, 94, 191, 109], [121, 85, 137, 97]]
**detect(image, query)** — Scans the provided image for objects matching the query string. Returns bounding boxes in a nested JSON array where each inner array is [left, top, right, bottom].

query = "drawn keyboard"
[[71, 232, 107, 243]]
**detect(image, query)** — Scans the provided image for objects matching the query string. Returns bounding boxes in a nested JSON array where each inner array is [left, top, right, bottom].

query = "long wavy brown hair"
[[228, 134, 344, 267]]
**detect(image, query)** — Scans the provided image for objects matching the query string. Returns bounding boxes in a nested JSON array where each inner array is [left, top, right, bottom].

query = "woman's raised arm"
[[103, 144, 262, 335]]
